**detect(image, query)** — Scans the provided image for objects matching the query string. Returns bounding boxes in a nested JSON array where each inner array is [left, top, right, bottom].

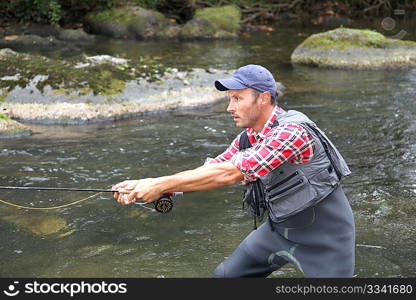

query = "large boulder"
[[180, 5, 241, 39], [85, 6, 172, 39], [291, 28, 416, 69]]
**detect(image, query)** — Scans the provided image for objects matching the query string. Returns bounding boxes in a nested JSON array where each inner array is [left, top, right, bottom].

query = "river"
[[0, 20, 415, 277]]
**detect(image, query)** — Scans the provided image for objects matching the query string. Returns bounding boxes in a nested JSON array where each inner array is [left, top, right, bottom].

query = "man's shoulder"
[[268, 122, 308, 137]]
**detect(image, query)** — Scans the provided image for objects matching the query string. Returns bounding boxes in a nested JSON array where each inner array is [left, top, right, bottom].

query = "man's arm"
[[113, 162, 243, 205], [161, 161, 244, 192]]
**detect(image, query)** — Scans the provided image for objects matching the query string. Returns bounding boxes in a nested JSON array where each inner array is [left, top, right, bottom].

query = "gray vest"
[[242, 109, 351, 224]]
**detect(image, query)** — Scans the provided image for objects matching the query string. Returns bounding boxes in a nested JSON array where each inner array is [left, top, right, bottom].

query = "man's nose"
[[227, 101, 235, 113]]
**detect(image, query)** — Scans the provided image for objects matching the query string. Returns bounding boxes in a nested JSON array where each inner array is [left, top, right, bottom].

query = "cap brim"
[[215, 78, 247, 91]]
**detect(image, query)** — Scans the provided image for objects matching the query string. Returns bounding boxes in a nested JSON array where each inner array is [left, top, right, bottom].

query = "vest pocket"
[[309, 167, 339, 197], [268, 177, 305, 199], [266, 170, 318, 218]]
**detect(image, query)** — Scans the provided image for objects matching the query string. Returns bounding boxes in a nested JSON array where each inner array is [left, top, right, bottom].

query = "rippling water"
[[1, 21, 416, 277]]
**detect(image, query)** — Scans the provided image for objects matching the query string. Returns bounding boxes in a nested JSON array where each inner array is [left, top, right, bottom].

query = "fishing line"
[[0, 186, 181, 212], [0, 192, 103, 210], [0, 194, 156, 211]]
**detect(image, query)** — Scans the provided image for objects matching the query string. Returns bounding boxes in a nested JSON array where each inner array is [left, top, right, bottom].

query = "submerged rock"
[[291, 28, 416, 69], [2, 213, 69, 236]]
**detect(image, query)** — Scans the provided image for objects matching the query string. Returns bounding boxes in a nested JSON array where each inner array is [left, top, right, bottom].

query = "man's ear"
[[262, 92, 272, 104]]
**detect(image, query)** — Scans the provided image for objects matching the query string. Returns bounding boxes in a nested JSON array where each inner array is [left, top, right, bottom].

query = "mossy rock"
[[85, 6, 171, 39], [291, 28, 416, 69], [57, 28, 95, 42], [1, 213, 69, 236], [0, 49, 166, 100], [180, 5, 241, 39], [0, 113, 32, 138]]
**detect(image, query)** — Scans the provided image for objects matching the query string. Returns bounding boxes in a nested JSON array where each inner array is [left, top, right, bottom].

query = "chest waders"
[[212, 110, 355, 277]]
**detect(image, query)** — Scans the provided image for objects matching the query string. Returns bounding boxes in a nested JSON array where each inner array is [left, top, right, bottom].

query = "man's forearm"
[[155, 162, 244, 193]]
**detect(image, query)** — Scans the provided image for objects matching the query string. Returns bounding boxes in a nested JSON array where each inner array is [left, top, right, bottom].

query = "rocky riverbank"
[[0, 4, 241, 47]]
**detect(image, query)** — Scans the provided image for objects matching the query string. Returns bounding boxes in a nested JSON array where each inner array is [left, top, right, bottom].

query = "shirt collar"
[[247, 106, 283, 141]]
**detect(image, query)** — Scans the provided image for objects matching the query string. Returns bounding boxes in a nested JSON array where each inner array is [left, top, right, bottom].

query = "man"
[[113, 64, 355, 278]]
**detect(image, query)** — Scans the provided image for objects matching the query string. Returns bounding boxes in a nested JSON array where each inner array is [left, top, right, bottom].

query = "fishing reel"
[[154, 195, 173, 213], [146, 192, 182, 213]]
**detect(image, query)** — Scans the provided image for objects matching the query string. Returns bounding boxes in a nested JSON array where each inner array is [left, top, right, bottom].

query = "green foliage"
[[1, 0, 415, 26], [0, 0, 62, 24], [59, 0, 118, 21], [0, 0, 117, 24], [131, 0, 163, 9]]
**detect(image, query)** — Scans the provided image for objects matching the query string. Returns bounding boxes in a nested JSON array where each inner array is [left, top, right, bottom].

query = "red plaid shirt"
[[207, 106, 315, 183]]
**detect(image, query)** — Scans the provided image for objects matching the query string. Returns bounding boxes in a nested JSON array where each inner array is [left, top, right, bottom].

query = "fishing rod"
[[0, 186, 182, 213]]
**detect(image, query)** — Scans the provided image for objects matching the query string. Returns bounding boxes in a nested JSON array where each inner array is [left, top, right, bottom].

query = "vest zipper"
[[268, 179, 304, 199], [266, 171, 299, 193]]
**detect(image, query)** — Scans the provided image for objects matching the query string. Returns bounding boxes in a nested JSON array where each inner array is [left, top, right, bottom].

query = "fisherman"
[[113, 64, 355, 277]]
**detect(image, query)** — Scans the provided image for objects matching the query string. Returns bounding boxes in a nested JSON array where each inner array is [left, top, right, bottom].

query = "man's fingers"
[[112, 180, 144, 205], [127, 191, 137, 203], [116, 194, 131, 206], [114, 191, 137, 205], [112, 183, 128, 199]]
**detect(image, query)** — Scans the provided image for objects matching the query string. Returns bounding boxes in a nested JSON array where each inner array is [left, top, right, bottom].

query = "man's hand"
[[112, 178, 164, 205]]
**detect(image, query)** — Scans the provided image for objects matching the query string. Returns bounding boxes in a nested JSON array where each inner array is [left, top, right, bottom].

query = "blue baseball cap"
[[215, 64, 277, 99]]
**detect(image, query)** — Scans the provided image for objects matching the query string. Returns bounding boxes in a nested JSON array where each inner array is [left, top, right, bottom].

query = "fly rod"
[[0, 186, 119, 193], [0, 186, 182, 213]]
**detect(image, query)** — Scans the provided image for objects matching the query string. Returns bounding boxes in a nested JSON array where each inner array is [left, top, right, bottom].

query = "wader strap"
[[239, 131, 258, 229], [239, 119, 279, 230], [302, 123, 342, 181]]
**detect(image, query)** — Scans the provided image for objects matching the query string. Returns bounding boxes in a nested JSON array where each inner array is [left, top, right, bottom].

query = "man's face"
[[226, 88, 262, 129]]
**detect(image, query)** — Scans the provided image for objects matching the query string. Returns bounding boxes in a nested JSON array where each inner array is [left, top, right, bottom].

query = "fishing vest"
[[241, 109, 351, 226]]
